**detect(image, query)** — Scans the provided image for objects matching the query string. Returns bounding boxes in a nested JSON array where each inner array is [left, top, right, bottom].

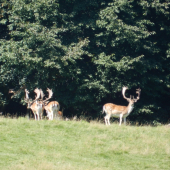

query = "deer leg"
[[40, 113, 42, 120], [48, 112, 50, 120], [33, 112, 37, 120], [53, 111, 56, 120], [48, 114, 50, 120], [119, 114, 123, 126], [104, 115, 108, 125], [40, 110, 44, 120], [105, 114, 111, 125], [51, 111, 54, 120], [124, 117, 126, 125], [46, 110, 49, 119], [108, 116, 111, 125], [37, 113, 40, 121]]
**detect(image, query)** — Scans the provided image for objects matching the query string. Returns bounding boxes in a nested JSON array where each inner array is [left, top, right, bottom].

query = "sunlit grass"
[[0, 117, 170, 170]]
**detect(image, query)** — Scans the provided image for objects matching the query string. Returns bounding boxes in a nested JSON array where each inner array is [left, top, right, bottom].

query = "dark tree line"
[[0, 0, 170, 123]]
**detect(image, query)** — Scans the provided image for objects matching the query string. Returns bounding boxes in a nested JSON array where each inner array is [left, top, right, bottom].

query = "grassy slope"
[[0, 118, 170, 170]]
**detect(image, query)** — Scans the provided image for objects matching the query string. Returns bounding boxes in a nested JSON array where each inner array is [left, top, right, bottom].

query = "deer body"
[[25, 88, 44, 121], [29, 101, 44, 120], [39, 89, 60, 121], [45, 101, 60, 120], [103, 103, 134, 126], [103, 87, 141, 126]]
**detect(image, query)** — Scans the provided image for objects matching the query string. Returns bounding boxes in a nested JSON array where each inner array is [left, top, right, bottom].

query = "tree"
[[94, 0, 170, 122], [0, 0, 170, 123]]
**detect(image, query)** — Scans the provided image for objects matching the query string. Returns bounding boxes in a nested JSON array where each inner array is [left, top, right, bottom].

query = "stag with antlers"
[[41, 88, 60, 120], [24, 88, 44, 121], [102, 87, 141, 126]]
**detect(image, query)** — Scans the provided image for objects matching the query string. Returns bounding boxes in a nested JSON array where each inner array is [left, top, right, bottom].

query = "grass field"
[[0, 117, 170, 170]]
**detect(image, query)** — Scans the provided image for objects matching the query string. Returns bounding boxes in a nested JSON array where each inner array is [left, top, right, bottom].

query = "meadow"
[[0, 117, 170, 170]]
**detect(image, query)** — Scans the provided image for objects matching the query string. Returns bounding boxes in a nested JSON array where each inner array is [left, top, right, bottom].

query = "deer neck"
[[127, 102, 134, 114]]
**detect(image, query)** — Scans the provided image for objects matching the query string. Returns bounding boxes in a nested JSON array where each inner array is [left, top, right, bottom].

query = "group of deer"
[[25, 86, 141, 125], [24, 88, 62, 121], [10, 86, 141, 126]]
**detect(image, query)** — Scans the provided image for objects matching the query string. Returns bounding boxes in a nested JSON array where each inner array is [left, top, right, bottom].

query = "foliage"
[[0, 0, 170, 122]]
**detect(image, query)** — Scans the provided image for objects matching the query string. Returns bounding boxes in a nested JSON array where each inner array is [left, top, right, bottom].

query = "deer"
[[57, 108, 63, 119], [41, 88, 60, 120], [24, 88, 44, 120], [102, 87, 141, 126], [46, 109, 63, 120]]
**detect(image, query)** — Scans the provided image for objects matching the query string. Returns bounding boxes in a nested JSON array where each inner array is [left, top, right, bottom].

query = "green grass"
[[0, 117, 170, 170]]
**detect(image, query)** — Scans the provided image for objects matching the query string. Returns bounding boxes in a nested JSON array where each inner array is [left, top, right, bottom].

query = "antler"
[[47, 88, 53, 98], [42, 88, 53, 103], [40, 89, 44, 100], [122, 86, 141, 102], [34, 88, 41, 101], [134, 88, 141, 102], [24, 88, 41, 103], [24, 89, 30, 103], [122, 86, 130, 101]]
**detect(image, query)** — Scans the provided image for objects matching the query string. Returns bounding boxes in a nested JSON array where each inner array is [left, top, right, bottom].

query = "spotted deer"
[[102, 87, 141, 126], [24, 88, 44, 120], [57, 108, 63, 119], [41, 89, 60, 120]]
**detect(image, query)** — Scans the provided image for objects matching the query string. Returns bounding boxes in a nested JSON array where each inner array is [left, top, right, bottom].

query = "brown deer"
[[41, 89, 60, 120], [24, 88, 44, 120], [102, 87, 141, 126]]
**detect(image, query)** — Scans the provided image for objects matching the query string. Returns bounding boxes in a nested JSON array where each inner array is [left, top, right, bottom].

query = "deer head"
[[122, 86, 141, 105], [40, 88, 53, 105], [24, 88, 41, 108]]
